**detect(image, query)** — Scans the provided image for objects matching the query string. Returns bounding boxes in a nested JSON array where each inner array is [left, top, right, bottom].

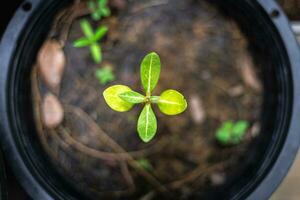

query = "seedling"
[[73, 20, 108, 63], [215, 120, 249, 145], [95, 66, 115, 85], [88, 0, 111, 21], [103, 52, 188, 143], [137, 158, 153, 171]]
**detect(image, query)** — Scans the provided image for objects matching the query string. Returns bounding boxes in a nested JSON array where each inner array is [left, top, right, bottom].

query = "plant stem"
[[150, 96, 160, 103]]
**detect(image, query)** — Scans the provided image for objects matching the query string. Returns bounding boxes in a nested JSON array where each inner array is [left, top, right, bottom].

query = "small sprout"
[[95, 66, 115, 85], [73, 20, 108, 63], [216, 120, 249, 145], [137, 158, 153, 171], [103, 52, 188, 142], [88, 0, 111, 21]]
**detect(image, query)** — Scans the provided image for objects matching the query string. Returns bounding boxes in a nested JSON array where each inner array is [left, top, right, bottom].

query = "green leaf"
[[99, 0, 107, 6], [91, 11, 102, 21], [87, 0, 97, 11], [80, 20, 94, 38], [93, 26, 108, 41], [157, 89, 187, 115], [215, 121, 249, 145], [95, 67, 115, 85], [137, 104, 157, 143], [73, 37, 91, 48], [103, 85, 134, 112], [232, 121, 249, 138], [215, 121, 233, 144], [90, 44, 102, 63], [101, 7, 111, 17], [150, 96, 160, 103], [140, 52, 161, 95], [119, 91, 146, 104], [137, 158, 153, 171]]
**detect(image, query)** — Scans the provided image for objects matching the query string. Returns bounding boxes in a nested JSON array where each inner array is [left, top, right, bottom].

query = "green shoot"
[[95, 66, 115, 85], [73, 20, 108, 64], [137, 158, 153, 171], [88, 0, 111, 21], [215, 120, 249, 145], [103, 52, 188, 143]]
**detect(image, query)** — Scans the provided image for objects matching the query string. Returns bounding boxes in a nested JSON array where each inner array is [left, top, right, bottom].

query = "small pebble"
[[42, 93, 64, 128], [38, 40, 66, 92]]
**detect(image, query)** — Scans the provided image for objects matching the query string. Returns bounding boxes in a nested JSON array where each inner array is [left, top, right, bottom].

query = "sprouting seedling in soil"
[[215, 120, 249, 145], [103, 52, 188, 143], [95, 66, 115, 85], [73, 20, 108, 64], [88, 0, 111, 21]]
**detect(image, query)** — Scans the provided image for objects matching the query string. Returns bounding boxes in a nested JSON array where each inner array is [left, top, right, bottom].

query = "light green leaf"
[[215, 121, 233, 145], [87, 0, 97, 11], [93, 26, 108, 41], [91, 11, 102, 21], [90, 44, 102, 63], [157, 89, 187, 115], [103, 85, 134, 112], [80, 20, 94, 38], [232, 121, 249, 138], [101, 7, 111, 17], [99, 0, 107, 6], [137, 104, 157, 143], [137, 158, 153, 171], [95, 67, 115, 85], [119, 91, 146, 104], [140, 52, 161, 95], [73, 37, 91, 48]]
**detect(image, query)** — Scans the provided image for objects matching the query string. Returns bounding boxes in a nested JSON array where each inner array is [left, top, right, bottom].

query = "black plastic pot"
[[0, 150, 7, 200], [0, 0, 300, 199]]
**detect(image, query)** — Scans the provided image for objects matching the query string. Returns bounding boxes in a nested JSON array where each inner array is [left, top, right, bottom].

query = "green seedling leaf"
[[232, 121, 249, 139], [93, 26, 108, 41], [95, 67, 115, 85], [88, 0, 111, 21], [137, 158, 153, 171], [216, 121, 234, 145], [137, 104, 157, 143], [158, 89, 187, 115], [90, 44, 102, 63], [103, 85, 134, 112], [119, 91, 146, 104], [215, 121, 249, 145], [140, 52, 161, 95], [101, 7, 111, 17], [150, 96, 160, 103], [73, 37, 91, 48], [80, 20, 94, 38]]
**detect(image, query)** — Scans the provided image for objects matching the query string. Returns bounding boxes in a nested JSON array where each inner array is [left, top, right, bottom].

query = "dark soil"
[[32, 0, 263, 199]]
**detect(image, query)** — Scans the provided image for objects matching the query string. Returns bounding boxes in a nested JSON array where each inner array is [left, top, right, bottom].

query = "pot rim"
[[0, 0, 300, 200]]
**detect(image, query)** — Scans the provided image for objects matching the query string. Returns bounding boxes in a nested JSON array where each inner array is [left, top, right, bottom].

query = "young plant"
[[215, 120, 249, 145], [103, 52, 188, 143], [137, 158, 153, 171], [95, 66, 115, 85], [88, 0, 111, 21], [73, 20, 108, 64]]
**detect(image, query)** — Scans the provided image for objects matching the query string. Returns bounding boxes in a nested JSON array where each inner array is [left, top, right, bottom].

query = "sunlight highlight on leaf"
[[140, 52, 161, 95], [158, 89, 187, 115], [137, 104, 157, 143], [103, 85, 134, 112]]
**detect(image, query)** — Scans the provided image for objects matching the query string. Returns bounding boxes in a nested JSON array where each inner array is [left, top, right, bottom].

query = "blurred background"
[[1, 0, 300, 199]]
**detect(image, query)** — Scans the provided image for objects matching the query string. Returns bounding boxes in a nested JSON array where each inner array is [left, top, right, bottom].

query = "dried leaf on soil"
[[38, 40, 66, 91], [42, 93, 64, 128]]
